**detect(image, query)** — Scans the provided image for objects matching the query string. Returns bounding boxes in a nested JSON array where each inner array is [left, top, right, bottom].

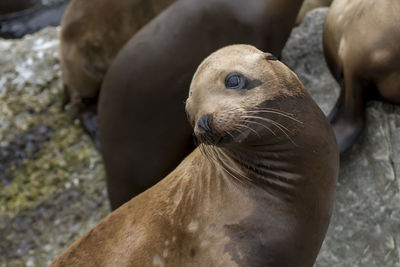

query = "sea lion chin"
[[50, 44, 339, 267]]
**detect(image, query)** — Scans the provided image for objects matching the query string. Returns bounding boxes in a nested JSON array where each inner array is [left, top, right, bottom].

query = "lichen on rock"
[[0, 27, 109, 267]]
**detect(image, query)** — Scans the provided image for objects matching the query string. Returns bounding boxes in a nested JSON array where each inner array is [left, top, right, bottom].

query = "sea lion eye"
[[225, 73, 245, 90]]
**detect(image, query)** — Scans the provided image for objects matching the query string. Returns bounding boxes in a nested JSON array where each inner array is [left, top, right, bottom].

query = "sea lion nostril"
[[197, 114, 212, 133]]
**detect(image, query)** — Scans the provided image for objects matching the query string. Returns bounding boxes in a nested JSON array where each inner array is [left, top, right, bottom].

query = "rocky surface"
[[282, 8, 400, 267], [0, 0, 70, 39], [0, 28, 109, 267], [0, 7, 399, 267]]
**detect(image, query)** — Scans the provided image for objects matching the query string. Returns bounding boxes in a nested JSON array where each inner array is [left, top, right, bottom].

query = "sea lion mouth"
[[216, 134, 234, 145], [195, 132, 234, 146], [195, 114, 238, 146]]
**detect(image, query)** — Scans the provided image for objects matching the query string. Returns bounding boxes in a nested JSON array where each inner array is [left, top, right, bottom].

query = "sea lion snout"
[[194, 113, 219, 145], [197, 114, 213, 134]]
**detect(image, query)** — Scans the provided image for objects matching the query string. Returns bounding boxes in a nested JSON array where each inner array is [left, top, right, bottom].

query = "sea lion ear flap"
[[265, 53, 279, 61]]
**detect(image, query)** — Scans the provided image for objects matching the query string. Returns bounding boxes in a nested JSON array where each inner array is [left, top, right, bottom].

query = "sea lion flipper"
[[329, 70, 364, 152]]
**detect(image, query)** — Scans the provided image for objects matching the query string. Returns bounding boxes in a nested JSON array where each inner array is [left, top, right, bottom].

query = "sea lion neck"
[[201, 140, 306, 203]]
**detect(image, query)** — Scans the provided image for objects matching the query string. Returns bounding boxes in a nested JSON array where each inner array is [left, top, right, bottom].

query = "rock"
[[282, 8, 400, 267], [0, 8, 399, 267], [0, 0, 70, 39], [0, 28, 109, 267]]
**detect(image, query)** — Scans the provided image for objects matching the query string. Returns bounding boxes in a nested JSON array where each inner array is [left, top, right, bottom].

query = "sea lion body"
[[51, 45, 339, 266], [60, 0, 176, 101], [60, 0, 175, 143], [323, 0, 400, 152], [99, 0, 304, 209]]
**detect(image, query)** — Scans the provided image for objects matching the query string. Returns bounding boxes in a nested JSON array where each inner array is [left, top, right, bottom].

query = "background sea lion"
[[99, 0, 304, 209], [60, 0, 176, 142], [50, 44, 339, 267], [296, 0, 332, 24], [323, 0, 400, 152]]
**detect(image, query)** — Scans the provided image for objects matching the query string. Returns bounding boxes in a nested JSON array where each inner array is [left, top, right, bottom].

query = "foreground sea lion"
[[60, 0, 176, 141], [99, 0, 304, 209], [323, 0, 400, 152], [51, 45, 339, 266]]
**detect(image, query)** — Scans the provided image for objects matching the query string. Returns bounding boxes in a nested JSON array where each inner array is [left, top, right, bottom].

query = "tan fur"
[[323, 0, 400, 151], [51, 45, 338, 267]]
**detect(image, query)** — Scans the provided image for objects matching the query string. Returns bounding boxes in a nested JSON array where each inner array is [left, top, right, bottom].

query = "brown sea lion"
[[99, 0, 304, 209], [296, 0, 332, 24], [60, 0, 176, 142], [323, 0, 400, 152], [50, 45, 339, 267]]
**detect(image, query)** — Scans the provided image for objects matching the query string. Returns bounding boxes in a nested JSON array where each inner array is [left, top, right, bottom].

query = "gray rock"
[[0, 28, 109, 267], [0, 0, 70, 39], [282, 8, 400, 267]]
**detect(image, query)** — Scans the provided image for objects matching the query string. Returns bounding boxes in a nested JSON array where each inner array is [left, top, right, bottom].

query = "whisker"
[[223, 130, 235, 140], [243, 119, 276, 136], [251, 107, 293, 115], [246, 109, 303, 124], [232, 122, 259, 137], [243, 115, 292, 134], [243, 115, 297, 145], [213, 149, 250, 184], [230, 124, 247, 136]]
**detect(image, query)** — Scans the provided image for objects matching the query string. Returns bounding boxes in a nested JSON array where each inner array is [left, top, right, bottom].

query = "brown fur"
[[296, 0, 332, 24], [99, 0, 305, 209], [323, 0, 400, 152], [60, 0, 176, 101], [50, 45, 338, 267]]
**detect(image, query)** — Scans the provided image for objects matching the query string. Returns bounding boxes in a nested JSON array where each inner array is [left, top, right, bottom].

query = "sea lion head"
[[185, 44, 305, 147]]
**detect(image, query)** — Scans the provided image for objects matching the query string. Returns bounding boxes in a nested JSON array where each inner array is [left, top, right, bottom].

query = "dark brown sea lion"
[[99, 0, 304, 209], [50, 45, 339, 267], [60, 0, 176, 142], [323, 0, 400, 152]]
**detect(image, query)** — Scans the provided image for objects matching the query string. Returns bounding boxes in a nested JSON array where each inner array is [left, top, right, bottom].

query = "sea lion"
[[50, 45, 339, 267], [296, 0, 332, 24], [60, 0, 176, 142], [99, 0, 304, 209], [323, 0, 400, 152]]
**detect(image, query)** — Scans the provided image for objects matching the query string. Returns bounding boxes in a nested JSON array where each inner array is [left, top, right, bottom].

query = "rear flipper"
[[328, 71, 365, 153]]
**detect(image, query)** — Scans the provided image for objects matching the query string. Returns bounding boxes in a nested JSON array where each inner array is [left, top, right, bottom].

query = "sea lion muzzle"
[[197, 114, 213, 134], [195, 113, 217, 144]]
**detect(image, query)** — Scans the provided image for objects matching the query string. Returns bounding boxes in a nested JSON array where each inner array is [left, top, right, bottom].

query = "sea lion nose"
[[197, 114, 213, 134]]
